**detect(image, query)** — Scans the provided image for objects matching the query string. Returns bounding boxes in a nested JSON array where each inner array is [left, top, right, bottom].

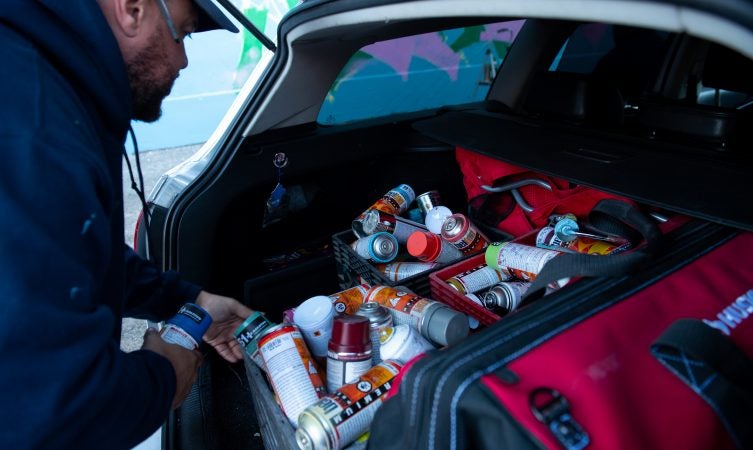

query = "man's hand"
[[141, 329, 203, 410], [195, 291, 255, 363]]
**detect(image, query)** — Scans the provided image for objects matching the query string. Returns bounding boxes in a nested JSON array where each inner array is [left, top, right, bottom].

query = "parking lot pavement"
[[121, 144, 201, 353]]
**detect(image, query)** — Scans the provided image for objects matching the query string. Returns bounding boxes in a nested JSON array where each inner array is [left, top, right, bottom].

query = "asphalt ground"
[[120, 144, 201, 352]]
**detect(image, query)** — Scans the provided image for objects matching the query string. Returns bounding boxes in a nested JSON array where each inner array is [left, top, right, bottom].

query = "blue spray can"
[[160, 303, 213, 350]]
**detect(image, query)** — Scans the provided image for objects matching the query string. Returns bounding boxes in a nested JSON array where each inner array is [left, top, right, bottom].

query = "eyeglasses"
[[155, 0, 181, 43]]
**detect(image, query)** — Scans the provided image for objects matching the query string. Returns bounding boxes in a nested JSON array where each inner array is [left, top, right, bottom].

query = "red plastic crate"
[[429, 231, 540, 326], [429, 253, 501, 326]]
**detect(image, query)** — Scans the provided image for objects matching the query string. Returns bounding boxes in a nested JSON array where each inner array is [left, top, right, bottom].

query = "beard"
[[126, 32, 178, 122]]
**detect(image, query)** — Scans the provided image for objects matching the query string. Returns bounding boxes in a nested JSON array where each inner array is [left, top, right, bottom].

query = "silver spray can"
[[296, 360, 403, 450], [482, 282, 532, 314], [366, 286, 469, 347], [375, 262, 438, 282], [445, 264, 513, 294], [352, 184, 416, 237], [440, 213, 490, 255], [355, 302, 394, 364], [378, 324, 435, 364], [360, 209, 428, 244]]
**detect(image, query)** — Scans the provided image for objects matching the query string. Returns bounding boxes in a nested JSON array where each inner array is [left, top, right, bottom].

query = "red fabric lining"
[[456, 146, 632, 237]]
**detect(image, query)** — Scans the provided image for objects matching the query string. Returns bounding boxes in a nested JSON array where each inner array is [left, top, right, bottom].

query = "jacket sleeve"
[[0, 128, 181, 448], [123, 244, 203, 321]]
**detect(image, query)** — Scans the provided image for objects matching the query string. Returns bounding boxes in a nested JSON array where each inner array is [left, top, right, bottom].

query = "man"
[[0, 0, 251, 448]]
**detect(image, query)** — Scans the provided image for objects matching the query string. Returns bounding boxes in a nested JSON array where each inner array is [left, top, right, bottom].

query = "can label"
[[234, 312, 274, 369], [160, 324, 199, 350], [329, 284, 371, 315], [259, 325, 326, 427], [536, 227, 630, 255], [353, 185, 416, 237], [297, 361, 402, 450], [376, 262, 437, 282], [366, 286, 431, 331], [371, 184, 415, 216], [489, 243, 560, 282], [369, 212, 427, 243], [442, 214, 489, 254], [448, 227, 488, 254], [446, 264, 512, 294], [326, 354, 373, 392]]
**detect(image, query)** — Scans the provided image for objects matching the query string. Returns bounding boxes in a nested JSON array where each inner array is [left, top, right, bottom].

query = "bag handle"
[[523, 199, 663, 300], [650, 318, 753, 449]]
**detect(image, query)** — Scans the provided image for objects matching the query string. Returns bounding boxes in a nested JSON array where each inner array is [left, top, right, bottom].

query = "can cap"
[[424, 305, 469, 346], [329, 315, 371, 353], [484, 242, 505, 270], [424, 205, 453, 234], [168, 303, 212, 343], [356, 302, 392, 328], [295, 426, 320, 450], [407, 231, 441, 261], [233, 311, 264, 337], [294, 296, 335, 329]]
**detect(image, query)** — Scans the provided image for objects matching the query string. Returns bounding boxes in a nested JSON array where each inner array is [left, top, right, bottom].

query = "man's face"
[[127, 0, 197, 122]]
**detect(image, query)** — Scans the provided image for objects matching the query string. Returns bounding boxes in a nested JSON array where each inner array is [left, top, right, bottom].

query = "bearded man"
[[0, 1, 254, 448]]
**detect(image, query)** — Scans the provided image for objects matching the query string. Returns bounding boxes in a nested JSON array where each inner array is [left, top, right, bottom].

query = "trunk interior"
[[171, 102, 751, 450]]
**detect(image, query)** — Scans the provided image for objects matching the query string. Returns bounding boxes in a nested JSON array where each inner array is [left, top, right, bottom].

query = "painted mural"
[[234, 0, 300, 87], [319, 20, 525, 124]]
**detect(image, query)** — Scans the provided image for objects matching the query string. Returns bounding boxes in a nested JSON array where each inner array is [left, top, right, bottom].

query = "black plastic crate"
[[332, 229, 451, 297], [244, 355, 369, 450]]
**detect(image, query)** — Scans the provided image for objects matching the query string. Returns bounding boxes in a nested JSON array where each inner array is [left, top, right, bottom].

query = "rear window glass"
[[317, 20, 525, 125], [549, 24, 670, 97]]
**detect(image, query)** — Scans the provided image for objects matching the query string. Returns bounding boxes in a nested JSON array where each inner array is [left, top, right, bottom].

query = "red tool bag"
[[456, 146, 631, 238], [369, 223, 753, 450]]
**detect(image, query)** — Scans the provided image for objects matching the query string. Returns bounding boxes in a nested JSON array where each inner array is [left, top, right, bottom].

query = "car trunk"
[[158, 5, 753, 448], [166, 99, 750, 449]]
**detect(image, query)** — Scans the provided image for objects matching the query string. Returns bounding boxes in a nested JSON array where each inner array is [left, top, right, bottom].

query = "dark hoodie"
[[0, 0, 202, 448]]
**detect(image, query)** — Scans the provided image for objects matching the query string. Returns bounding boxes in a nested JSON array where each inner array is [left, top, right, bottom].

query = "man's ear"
[[111, 0, 149, 38]]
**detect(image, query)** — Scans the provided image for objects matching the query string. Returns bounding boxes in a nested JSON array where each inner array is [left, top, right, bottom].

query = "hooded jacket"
[[0, 0, 202, 448]]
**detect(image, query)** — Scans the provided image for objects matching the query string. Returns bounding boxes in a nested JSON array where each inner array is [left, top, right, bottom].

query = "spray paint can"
[[374, 262, 438, 282], [358, 209, 428, 243], [485, 242, 562, 283], [160, 303, 212, 350], [326, 315, 373, 392], [482, 282, 532, 314], [294, 296, 336, 360], [378, 324, 435, 364], [440, 213, 490, 255], [295, 360, 403, 450], [407, 230, 463, 264], [352, 184, 416, 237], [234, 311, 275, 370], [536, 226, 630, 255], [258, 324, 327, 427], [355, 302, 394, 364], [328, 284, 371, 315], [366, 286, 469, 347], [350, 232, 399, 263], [424, 206, 453, 234], [415, 191, 442, 219], [445, 264, 513, 294]]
